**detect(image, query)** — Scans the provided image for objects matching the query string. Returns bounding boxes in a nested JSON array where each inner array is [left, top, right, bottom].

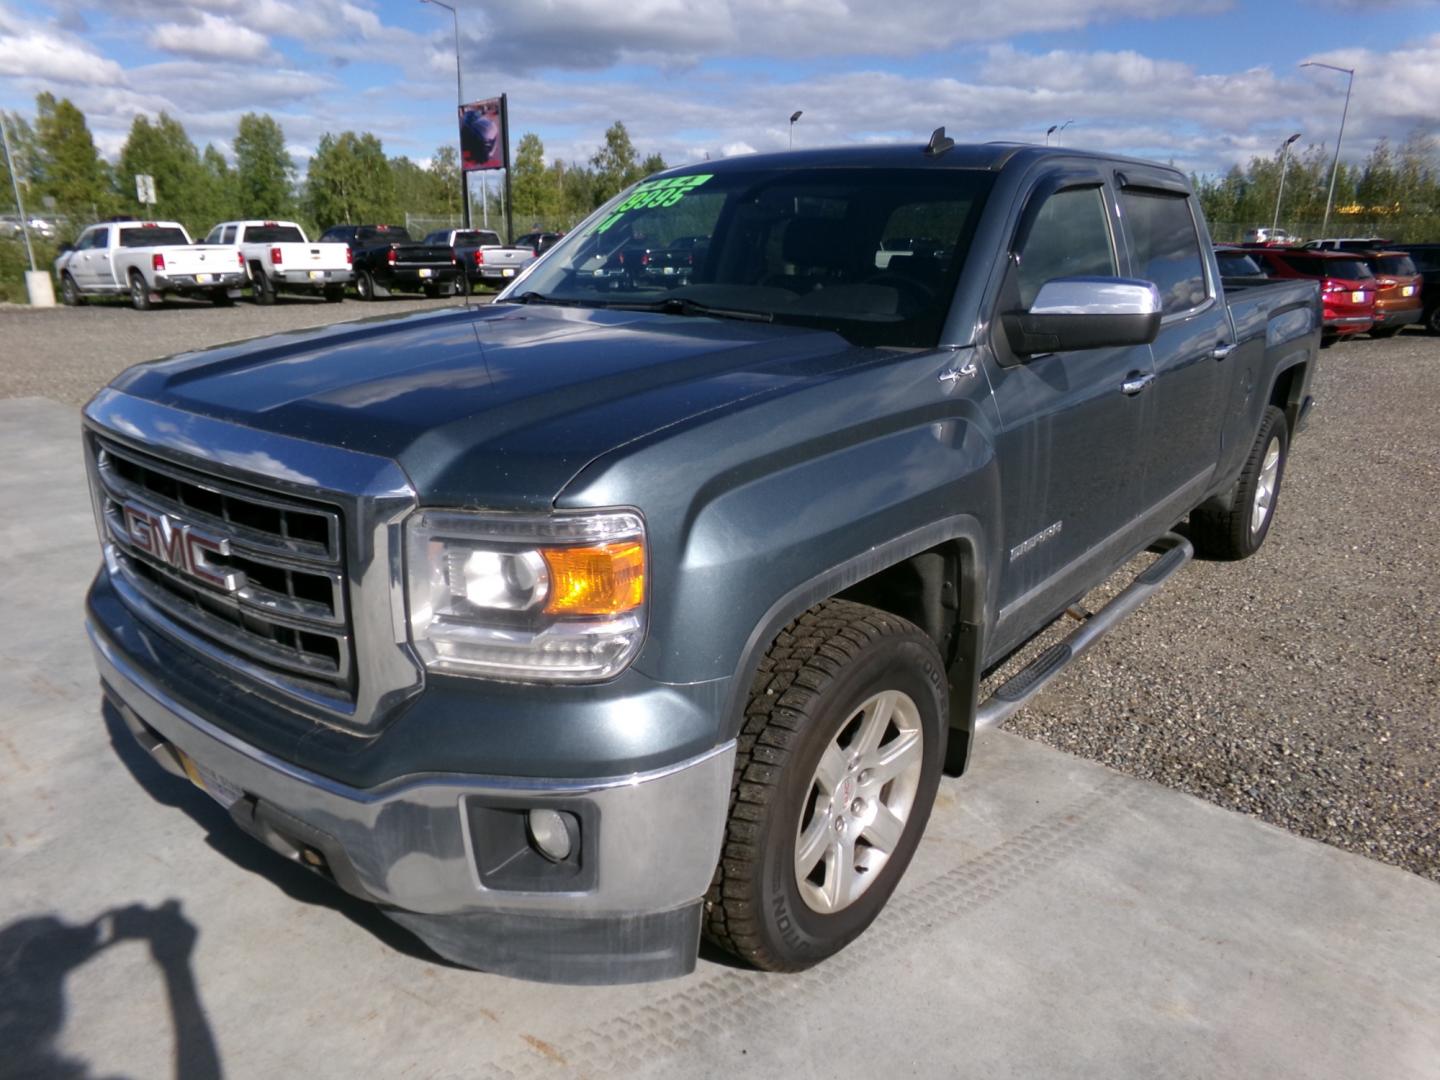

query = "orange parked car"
[[1363, 250, 1424, 337]]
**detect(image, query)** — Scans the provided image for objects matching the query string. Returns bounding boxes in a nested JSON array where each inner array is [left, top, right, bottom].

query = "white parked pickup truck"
[[206, 220, 354, 304], [55, 221, 247, 310]]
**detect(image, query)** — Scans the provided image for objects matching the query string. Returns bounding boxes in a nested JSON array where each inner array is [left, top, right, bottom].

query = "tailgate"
[[158, 246, 234, 276], [275, 243, 350, 272], [391, 244, 456, 268]]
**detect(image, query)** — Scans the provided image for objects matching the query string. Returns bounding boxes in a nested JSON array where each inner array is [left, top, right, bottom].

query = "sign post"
[[136, 173, 156, 207]]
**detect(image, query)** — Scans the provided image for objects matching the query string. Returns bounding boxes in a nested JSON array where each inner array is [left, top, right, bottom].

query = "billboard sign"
[[136, 173, 156, 204], [459, 98, 504, 172]]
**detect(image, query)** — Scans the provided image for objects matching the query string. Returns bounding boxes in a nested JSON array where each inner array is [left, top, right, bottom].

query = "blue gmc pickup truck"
[[84, 136, 1321, 983]]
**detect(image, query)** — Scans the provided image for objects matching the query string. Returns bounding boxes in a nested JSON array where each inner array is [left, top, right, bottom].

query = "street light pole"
[[1272, 132, 1302, 235], [0, 112, 35, 272], [789, 110, 803, 150], [1045, 120, 1074, 146], [422, 0, 468, 227], [1300, 61, 1354, 239]]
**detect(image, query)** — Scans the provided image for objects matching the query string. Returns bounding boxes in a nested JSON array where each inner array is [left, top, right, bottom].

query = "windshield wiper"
[[507, 291, 597, 308], [603, 296, 774, 323]]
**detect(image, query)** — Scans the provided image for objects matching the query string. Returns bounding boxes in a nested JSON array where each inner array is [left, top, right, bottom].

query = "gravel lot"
[[1, 302, 1436, 881]]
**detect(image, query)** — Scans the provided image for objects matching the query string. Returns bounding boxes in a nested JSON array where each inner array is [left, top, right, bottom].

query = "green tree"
[[510, 132, 556, 228], [590, 121, 641, 203], [304, 131, 397, 229], [116, 112, 213, 235], [201, 144, 240, 226], [390, 154, 444, 217], [31, 93, 113, 235], [429, 144, 460, 221], [233, 113, 295, 219], [639, 151, 668, 177], [0, 111, 37, 211]]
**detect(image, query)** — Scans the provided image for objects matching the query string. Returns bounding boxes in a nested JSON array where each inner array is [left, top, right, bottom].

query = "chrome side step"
[[975, 532, 1193, 730]]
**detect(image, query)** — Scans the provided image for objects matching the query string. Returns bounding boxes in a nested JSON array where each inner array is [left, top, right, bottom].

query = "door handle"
[[1121, 372, 1154, 395], [1212, 343, 1236, 360]]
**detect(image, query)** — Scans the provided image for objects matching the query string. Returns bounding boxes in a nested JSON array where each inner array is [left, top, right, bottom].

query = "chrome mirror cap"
[[1029, 277, 1162, 317]]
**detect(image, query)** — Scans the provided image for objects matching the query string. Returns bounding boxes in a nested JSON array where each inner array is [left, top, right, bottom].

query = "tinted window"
[[118, 227, 190, 247], [77, 229, 104, 250], [1286, 255, 1372, 280], [1216, 251, 1264, 277], [358, 226, 413, 243], [1119, 190, 1207, 316], [204, 226, 223, 244], [454, 230, 499, 246], [1371, 255, 1416, 276], [1015, 186, 1117, 308], [221, 225, 237, 244], [1403, 247, 1440, 271], [245, 224, 305, 244]]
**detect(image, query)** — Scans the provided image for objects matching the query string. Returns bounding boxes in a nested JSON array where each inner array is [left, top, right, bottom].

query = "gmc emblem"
[[121, 501, 246, 592]]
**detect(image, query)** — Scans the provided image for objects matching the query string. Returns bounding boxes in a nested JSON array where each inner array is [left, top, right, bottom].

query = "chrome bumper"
[[155, 272, 245, 289], [273, 269, 354, 285], [90, 620, 735, 981]]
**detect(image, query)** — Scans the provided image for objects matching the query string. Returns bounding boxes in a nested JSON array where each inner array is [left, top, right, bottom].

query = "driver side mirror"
[[1003, 276, 1162, 356], [58, 242, 74, 254]]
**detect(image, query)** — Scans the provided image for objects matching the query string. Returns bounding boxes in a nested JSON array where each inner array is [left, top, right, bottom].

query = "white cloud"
[[149, 12, 272, 61], [721, 141, 757, 156], [0, 6, 125, 85]]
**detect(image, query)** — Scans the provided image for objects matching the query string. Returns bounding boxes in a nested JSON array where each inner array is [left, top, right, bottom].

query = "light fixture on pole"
[[1271, 132, 1302, 235], [1045, 120, 1073, 146], [789, 110, 803, 150], [421, 0, 469, 227], [1299, 61, 1354, 240]]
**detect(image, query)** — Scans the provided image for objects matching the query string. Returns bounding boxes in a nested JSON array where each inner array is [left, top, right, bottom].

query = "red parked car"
[[1243, 247, 1377, 341]]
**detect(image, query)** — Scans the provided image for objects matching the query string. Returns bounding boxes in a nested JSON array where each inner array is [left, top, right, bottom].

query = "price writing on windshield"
[[595, 174, 714, 233]]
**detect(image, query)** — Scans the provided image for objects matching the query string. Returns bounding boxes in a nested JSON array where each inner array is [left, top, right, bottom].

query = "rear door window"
[[1119, 189, 1208, 316], [1014, 186, 1117, 308]]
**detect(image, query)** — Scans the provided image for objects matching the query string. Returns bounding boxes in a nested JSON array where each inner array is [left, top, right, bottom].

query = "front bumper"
[[89, 616, 735, 983], [155, 272, 246, 290]]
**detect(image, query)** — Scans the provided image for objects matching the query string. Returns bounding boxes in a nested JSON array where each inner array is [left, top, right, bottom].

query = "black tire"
[[1369, 324, 1402, 338], [1190, 405, 1289, 561], [60, 273, 84, 307], [1427, 307, 1440, 335], [703, 599, 947, 971], [323, 285, 345, 303], [423, 282, 440, 298], [448, 275, 466, 296], [211, 288, 234, 307], [356, 270, 376, 300], [128, 271, 152, 311], [251, 266, 276, 305]]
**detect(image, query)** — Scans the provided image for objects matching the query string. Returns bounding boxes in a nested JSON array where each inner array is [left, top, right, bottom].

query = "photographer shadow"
[[100, 701, 451, 967], [0, 900, 220, 1080]]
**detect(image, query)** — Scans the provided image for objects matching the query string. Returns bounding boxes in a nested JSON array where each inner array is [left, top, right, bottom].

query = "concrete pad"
[[3, 396, 1438, 1080]]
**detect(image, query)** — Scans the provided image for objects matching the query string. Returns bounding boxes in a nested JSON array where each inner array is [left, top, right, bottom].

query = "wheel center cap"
[[840, 777, 855, 803]]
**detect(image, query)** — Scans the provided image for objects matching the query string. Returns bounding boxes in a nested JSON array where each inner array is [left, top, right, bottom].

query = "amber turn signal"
[[541, 541, 645, 616]]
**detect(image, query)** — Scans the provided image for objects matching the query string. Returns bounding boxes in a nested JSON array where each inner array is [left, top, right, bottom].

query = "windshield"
[[511, 167, 996, 347], [246, 224, 306, 244], [119, 227, 190, 247], [1217, 251, 1263, 276]]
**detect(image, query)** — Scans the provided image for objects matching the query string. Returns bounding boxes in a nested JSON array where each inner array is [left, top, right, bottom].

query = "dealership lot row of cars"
[[48, 215, 1440, 335], [1216, 239, 1439, 340], [51, 218, 562, 309]]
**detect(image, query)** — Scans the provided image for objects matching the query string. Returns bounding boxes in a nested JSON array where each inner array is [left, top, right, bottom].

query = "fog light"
[[527, 808, 573, 862]]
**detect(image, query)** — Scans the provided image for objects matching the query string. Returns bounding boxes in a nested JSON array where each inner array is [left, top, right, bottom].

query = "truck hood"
[[110, 303, 867, 508]]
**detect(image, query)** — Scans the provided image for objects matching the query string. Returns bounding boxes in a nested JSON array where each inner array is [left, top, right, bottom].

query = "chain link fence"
[[1208, 221, 1419, 244]]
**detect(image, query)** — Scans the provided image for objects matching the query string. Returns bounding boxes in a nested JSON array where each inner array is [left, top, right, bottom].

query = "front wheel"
[[128, 271, 152, 311], [703, 599, 947, 971], [60, 273, 84, 306], [1190, 404, 1289, 560]]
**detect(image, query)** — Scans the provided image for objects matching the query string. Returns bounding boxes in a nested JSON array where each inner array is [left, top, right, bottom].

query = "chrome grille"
[[91, 436, 354, 700]]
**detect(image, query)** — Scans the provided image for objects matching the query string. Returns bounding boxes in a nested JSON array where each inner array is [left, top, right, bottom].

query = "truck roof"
[[656, 141, 1187, 181]]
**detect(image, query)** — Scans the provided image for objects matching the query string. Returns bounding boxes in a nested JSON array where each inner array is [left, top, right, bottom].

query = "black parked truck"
[[318, 224, 462, 299], [84, 137, 1321, 984]]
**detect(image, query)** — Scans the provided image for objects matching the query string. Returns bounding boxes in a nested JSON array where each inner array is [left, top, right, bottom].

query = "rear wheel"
[[356, 270, 376, 300], [703, 599, 947, 971], [60, 273, 84, 306], [128, 271, 152, 311], [251, 267, 276, 305], [1190, 405, 1289, 561]]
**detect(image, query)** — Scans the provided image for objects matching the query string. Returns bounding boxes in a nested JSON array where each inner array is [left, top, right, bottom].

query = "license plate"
[[594, 269, 605, 277], [308, 270, 323, 280], [502, 268, 515, 277], [663, 266, 674, 275], [195, 273, 212, 284], [1352, 291, 1365, 303], [1403, 285, 1415, 296], [176, 748, 244, 807]]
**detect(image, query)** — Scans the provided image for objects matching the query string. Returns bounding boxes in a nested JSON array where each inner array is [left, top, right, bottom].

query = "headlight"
[[405, 509, 646, 681]]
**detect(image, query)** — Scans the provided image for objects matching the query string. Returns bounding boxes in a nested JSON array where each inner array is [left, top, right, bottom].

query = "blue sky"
[[1, 0, 1436, 178]]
